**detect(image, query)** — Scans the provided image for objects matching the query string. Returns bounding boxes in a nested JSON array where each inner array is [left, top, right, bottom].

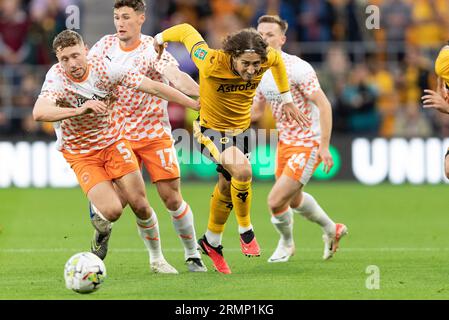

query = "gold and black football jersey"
[[161, 23, 291, 131]]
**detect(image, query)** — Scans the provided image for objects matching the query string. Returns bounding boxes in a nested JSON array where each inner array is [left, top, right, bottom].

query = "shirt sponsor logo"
[[94, 80, 107, 91], [76, 94, 103, 107], [217, 81, 259, 93]]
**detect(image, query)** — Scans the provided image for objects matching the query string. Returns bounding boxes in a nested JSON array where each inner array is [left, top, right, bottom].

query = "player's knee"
[[129, 197, 152, 219], [161, 193, 183, 211], [232, 165, 252, 181], [290, 192, 303, 209], [267, 192, 284, 213], [101, 206, 123, 222]]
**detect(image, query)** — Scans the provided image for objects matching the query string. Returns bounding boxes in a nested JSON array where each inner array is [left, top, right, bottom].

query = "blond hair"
[[257, 15, 288, 34]]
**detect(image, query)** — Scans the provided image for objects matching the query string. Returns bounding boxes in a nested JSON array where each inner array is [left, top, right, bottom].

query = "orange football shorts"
[[62, 139, 139, 194], [129, 137, 180, 183], [275, 141, 321, 185]]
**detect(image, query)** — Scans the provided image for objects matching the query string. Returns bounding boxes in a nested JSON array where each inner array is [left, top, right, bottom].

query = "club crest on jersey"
[[94, 80, 107, 91], [194, 48, 208, 60], [133, 57, 142, 68], [81, 172, 90, 184]]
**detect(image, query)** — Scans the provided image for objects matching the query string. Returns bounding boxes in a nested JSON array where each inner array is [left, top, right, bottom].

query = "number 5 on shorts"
[[116, 142, 133, 163]]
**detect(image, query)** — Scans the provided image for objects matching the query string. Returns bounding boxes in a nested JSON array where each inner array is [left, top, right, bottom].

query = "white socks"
[[271, 207, 294, 246], [238, 224, 253, 234], [136, 209, 163, 261], [168, 201, 200, 260], [205, 229, 222, 248], [292, 192, 336, 235], [90, 202, 113, 234]]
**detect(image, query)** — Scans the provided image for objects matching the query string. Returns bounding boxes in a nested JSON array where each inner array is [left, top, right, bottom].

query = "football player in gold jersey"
[[422, 44, 449, 178], [154, 23, 309, 274]]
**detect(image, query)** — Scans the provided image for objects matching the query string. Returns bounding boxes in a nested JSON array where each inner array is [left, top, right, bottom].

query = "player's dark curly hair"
[[222, 28, 269, 62], [114, 0, 146, 12], [53, 29, 84, 53]]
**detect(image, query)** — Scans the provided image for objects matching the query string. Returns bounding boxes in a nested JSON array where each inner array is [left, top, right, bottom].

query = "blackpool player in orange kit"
[[87, 0, 206, 272], [33, 29, 198, 274], [254, 15, 347, 262]]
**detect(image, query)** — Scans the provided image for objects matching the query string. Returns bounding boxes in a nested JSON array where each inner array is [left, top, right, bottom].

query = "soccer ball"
[[64, 252, 106, 294]]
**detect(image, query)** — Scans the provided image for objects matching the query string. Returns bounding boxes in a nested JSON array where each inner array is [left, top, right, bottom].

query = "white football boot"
[[323, 223, 348, 260], [150, 258, 179, 274], [267, 240, 295, 263], [185, 257, 208, 272]]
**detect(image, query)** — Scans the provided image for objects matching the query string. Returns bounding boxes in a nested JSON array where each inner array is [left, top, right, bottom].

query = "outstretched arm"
[[153, 24, 217, 79], [251, 95, 267, 122], [308, 89, 333, 173], [268, 49, 310, 128], [154, 23, 207, 59], [137, 76, 199, 110], [162, 64, 199, 98], [33, 98, 108, 122]]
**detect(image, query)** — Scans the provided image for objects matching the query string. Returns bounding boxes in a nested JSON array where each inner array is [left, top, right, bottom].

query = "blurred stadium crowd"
[[1, 0, 449, 138]]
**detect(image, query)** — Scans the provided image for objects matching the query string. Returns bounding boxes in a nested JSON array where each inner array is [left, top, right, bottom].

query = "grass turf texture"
[[1, 182, 449, 300]]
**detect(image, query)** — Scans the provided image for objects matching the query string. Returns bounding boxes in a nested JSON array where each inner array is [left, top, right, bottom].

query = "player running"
[[33, 30, 198, 274], [86, 0, 206, 272], [253, 15, 347, 262], [154, 23, 309, 273], [422, 44, 449, 179]]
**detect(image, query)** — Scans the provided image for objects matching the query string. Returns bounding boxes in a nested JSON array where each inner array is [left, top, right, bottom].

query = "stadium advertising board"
[[1, 136, 448, 187]]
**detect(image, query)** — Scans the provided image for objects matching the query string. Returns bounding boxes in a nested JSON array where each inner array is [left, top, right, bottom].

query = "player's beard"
[[70, 65, 87, 80]]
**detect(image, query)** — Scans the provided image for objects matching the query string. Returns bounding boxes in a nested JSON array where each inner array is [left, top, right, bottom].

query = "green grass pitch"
[[1, 182, 449, 300]]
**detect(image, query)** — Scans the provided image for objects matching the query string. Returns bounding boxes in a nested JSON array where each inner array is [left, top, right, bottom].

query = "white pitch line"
[[1, 248, 449, 253]]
